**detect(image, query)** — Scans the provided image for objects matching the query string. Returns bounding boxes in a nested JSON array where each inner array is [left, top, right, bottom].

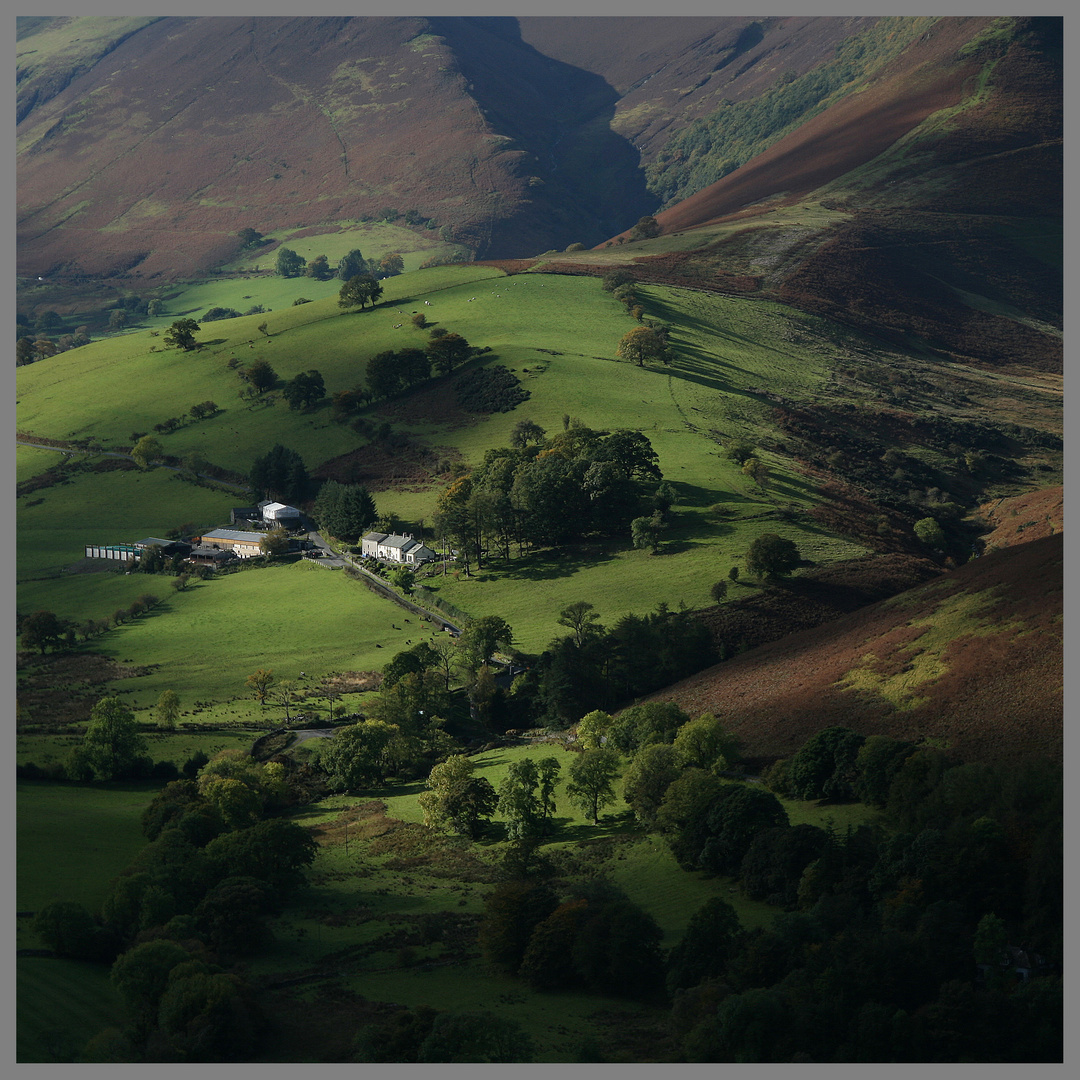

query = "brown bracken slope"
[[651, 532, 1062, 767]]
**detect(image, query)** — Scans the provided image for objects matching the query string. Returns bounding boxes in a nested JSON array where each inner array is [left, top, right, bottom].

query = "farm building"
[[261, 501, 301, 524], [360, 532, 437, 564], [194, 528, 266, 558], [84, 543, 140, 562]]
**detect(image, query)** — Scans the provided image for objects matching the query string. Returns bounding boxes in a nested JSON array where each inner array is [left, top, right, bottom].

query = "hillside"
[[651, 532, 1062, 766]]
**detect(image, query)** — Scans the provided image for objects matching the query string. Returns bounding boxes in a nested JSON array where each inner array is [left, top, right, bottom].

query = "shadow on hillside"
[[550, 810, 638, 843], [493, 547, 617, 582]]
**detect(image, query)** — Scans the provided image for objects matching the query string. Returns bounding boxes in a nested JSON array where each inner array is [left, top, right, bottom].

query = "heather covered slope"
[[652, 533, 1062, 766]]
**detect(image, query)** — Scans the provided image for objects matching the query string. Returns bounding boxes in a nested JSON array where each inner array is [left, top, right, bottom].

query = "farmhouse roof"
[[382, 534, 415, 550], [363, 531, 389, 543], [201, 528, 264, 543], [132, 537, 175, 549]]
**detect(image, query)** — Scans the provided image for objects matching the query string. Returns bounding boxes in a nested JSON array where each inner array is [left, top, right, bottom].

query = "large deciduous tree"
[[744, 532, 801, 578], [616, 325, 665, 366], [565, 748, 621, 824], [338, 274, 384, 310], [426, 331, 472, 374], [337, 249, 368, 280], [163, 319, 200, 351], [282, 369, 325, 410], [317, 720, 399, 790], [275, 247, 305, 278], [418, 755, 497, 839], [70, 696, 149, 781]]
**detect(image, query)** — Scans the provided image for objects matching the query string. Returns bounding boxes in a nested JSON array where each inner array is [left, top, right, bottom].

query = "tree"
[[565, 748, 621, 824], [698, 784, 789, 876], [155, 690, 181, 731], [787, 725, 866, 801], [914, 517, 947, 549], [418, 1011, 534, 1063], [478, 880, 559, 974], [337, 249, 368, 280], [20, 609, 70, 654], [710, 580, 728, 603], [202, 818, 318, 894], [338, 274, 384, 310], [666, 896, 743, 994], [108, 309, 129, 331], [246, 668, 275, 706], [418, 755, 497, 839], [260, 526, 291, 559], [237, 227, 263, 248], [741, 456, 769, 487], [458, 615, 514, 673], [313, 480, 377, 542], [616, 325, 665, 367], [249, 444, 308, 503], [163, 319, 200, 351], [497, 758, 543, 840], [388, 565, 415, 594], [509, 418, 546, 448], [629, 215, 661, 241], [575, 710, 614, 750], [73, 697, 149, 781], [317, 720, 399, 790], [631, 511, 666, 553], [556, 601, 602, 647], [242, 358, 278, 393], [110, 939, 193, 1021], [601, 269, 635, 292], [282, 369, 325, 410], [571, 889, 665, 1001], [597, 429, 662, 480], [744, 532, 800, 578], [623, 742, 684, 827], [275, 247, 305, 278], [378, 252, 405, 277], [426, 331, 472, 374], [131, 435, 165, 469], [306, 254, 333, 280], [672, 713, 740, 773], [33, 901, 113, 962]]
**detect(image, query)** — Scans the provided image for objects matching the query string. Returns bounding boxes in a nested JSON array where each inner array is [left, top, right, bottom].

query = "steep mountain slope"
[[652, 532, 1062, 766], [19, 15, 1039, 287], [603, 16, 1061, 374]]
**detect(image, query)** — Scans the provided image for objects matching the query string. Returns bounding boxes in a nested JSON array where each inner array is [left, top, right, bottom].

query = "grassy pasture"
[[17, 957, 130, 1063], [16, 460, 238, 584], [16, 780, 154, 918], [69, 559, 438, 718]]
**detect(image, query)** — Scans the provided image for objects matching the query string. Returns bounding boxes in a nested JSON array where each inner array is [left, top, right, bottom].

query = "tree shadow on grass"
[[549, 810, 638, 843], [492, 547, 617, 583]]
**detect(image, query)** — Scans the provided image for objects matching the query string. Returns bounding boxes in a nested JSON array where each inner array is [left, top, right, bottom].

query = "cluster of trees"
[[281, 369, 325, 411], [312, 480, 376, 543], [479, 877, 665, 1004], [163, 319, 201, 352], [248, 444, 308, 504], [519, 602, 716, 726], [275, 247, 404, 282], [431, 420, 666, 572], [33, 749, 319, 1061]]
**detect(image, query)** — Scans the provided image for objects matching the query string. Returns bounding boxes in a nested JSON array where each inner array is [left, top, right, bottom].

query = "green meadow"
[[17, 958, 130, 1063], [17, 260, 882, 702], [61, 559, 441, 719]]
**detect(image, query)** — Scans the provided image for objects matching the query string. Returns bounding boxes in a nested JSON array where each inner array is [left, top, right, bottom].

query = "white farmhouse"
[[360, 531, 437, 564]]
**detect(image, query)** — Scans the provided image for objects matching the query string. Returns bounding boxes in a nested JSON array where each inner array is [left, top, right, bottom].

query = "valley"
[[15, 14, 1061, 1066]]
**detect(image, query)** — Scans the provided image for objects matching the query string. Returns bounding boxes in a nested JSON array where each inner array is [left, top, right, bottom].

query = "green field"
[[16, 780, 155, 919], [17, 957, 131, 1063], [19, 261, 878, 688]]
